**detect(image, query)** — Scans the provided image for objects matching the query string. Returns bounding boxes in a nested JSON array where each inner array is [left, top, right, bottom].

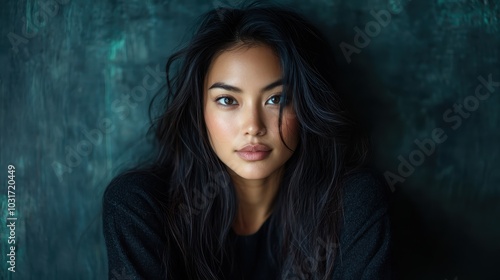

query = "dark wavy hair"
[[116, 2, 368, 279]]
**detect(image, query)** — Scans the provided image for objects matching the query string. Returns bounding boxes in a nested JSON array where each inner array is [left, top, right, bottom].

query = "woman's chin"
[[226, 165, 283, 182]]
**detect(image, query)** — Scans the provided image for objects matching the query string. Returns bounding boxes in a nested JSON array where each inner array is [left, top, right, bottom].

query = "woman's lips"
[[236, 144, 272, 161], [236, 150, 271, 161]]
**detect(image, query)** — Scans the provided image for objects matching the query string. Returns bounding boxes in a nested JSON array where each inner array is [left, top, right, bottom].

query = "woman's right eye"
[[215, 96, 238, 106]]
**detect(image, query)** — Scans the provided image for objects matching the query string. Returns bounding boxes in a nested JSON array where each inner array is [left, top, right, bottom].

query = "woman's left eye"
[[266, 95, 282, 105]]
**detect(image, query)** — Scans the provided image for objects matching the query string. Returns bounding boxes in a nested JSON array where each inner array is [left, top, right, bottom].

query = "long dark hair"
[[113, 2, 368, 279]]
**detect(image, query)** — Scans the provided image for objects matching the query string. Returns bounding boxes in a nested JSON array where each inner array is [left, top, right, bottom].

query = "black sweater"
[[102, 169, 392, 279]]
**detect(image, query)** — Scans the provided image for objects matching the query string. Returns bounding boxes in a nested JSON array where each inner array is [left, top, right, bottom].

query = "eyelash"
[[215, 96, 237, 106], [215, 94, 285, 107]]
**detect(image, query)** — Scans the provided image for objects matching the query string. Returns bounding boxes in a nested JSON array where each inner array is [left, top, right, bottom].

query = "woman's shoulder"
[[334, 171, 393, 277], [342, 167, 391, 209], [339, 167, 392, 232], [102, 168, 171, 212], [102, 169, 175, 278]]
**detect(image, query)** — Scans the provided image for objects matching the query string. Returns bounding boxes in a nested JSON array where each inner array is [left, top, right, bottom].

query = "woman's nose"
[[242, 104, 267, 136]]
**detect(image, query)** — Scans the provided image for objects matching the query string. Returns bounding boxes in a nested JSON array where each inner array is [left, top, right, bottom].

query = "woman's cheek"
[[208, 113, 235, 143], [282, 113, 299, 147]]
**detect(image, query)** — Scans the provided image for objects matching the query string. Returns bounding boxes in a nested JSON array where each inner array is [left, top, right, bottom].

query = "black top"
[[102, 169, 392, 279]]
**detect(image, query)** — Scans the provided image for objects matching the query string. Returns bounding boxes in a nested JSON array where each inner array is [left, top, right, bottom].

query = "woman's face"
[[203, 44, 299, 181]]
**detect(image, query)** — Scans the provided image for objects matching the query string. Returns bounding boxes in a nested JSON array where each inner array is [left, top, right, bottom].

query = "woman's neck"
[[229, 167, 283, 235]]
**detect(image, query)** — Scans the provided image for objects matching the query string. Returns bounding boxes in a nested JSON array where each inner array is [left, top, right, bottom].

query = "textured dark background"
[[1, 0, 499, 279]]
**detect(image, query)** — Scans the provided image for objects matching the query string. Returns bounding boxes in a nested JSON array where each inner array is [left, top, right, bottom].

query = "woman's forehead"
[[204, 47, 282, 97]]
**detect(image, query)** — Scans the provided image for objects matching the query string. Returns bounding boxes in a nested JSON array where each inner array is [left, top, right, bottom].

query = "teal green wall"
[[1, 0, 498, 279]]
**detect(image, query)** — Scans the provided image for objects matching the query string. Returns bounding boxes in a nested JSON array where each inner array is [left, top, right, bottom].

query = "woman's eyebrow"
[[208, 79, 283, 93]]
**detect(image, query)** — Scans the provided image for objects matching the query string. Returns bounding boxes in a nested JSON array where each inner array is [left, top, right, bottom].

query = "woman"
[[102, 2, 392, 279]]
